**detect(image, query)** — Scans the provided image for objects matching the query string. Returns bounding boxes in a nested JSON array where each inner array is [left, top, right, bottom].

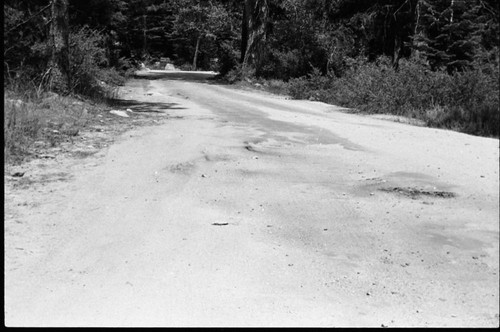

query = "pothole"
[[167, 162, 195, 174], [243, 139, 271, 154], [244, 144, 258, 152], [203, 154, 231, 162], [379, 186, 456, 199]]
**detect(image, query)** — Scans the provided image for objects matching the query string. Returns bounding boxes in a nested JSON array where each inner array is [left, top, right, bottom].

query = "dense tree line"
[[5, 0, 498, 79], [3, 0, 499, 136]]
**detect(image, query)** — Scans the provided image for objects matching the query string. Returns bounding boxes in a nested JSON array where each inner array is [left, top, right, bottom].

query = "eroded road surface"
[[4, 71, 499, 327]]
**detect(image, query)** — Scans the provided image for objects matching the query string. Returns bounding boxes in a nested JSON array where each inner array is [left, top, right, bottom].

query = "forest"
[[4, 0, 500, 159]]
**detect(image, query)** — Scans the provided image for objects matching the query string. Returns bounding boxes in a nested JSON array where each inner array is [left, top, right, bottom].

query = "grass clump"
[[4, 27, 131, 165], [4, 97, 42, 162], [3, 91, 99, 164]]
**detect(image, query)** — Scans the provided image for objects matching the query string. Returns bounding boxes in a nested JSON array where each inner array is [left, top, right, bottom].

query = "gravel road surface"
[[4, 71, 499, 327]]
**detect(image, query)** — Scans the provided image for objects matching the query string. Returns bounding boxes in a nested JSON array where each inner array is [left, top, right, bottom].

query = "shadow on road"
[[109, 99, 186, 113], [133, 70, 218, 83]]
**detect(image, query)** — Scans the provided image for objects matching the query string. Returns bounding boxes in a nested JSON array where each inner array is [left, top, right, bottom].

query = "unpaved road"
[[4, 71, 499, 327]]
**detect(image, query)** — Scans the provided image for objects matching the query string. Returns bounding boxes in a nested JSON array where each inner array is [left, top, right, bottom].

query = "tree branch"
[[5, 2, 52, 35]]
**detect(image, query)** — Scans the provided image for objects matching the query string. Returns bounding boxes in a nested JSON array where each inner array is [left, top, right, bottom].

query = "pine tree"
[[413, 0, 499, 72]]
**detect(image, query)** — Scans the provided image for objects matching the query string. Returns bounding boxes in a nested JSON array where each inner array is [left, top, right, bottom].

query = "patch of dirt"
[[4, 94, 177, 208], [168, 162, 195, 174]]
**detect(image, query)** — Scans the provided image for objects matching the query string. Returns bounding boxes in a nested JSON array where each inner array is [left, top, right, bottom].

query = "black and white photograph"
[[3, 0, 499, 327]]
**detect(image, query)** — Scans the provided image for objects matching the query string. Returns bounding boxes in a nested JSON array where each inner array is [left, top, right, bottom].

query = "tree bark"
[[412, 0, 424, 60], [49, 0, 70, 93], [193, 35, 201, 70], [393, 34, 402, 70], [240, 1, 249, 63], [241, 0, 269, 75], [143, 14, 147, 57]]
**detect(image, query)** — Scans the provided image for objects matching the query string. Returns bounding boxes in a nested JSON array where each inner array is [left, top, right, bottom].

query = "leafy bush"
[[69, 27, 123, 99], [224, 64, 256, 84], [262, 79, 289, 95], [287, 56, 499, 137], [115, 57, 138, 77], [288, 67, 333, 100], [4, 21, 126, 164], [259, 49, 305, 81], [215, 41, 239, 76]]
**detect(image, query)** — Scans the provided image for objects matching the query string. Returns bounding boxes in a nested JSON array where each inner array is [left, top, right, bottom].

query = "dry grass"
[[4, 91, 101, 164]]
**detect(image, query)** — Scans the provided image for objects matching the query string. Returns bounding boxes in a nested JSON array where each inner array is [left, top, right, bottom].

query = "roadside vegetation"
[[4, 0, 499, 166], [4, 2, 126, 164], [285, 57, 499, 136], [225, 0, 499, 138]]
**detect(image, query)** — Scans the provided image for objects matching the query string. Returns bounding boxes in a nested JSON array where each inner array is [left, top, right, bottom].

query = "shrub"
[[69, 27, 122, 99], [216, 41, 239, 76], [259, 49, 305, 80], [115, 57, 138, 77], [288, 67, 332, 100], [263, 79, 289, 95], [224, 64, 256, 84], [288, 56, 499, 137]]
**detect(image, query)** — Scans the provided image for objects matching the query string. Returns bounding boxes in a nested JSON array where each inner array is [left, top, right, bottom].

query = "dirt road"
[[4, 71, 499, 327]]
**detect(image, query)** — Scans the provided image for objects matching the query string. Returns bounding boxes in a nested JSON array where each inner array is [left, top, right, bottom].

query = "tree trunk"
[[413, 0, 421, 50], [142, 14, 147, 57], [49, 0, 70, 93], [240, 1, 248, 63], [412, 0, 424, 61], [193, 36, 201, 70], [242, 0, 269, 75], [393, 34, 402, 70]]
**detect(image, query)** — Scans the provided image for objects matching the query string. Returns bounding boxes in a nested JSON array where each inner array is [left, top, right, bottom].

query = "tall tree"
[[241, 0, 269, 75], [413, 0, 499, 72], [49, 0, 70, 92], [322, 0, 419, 69], [171, 0, 231, 70]]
